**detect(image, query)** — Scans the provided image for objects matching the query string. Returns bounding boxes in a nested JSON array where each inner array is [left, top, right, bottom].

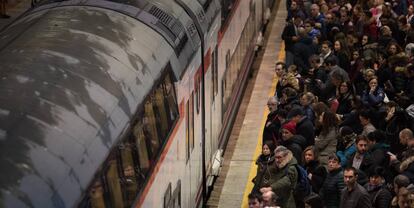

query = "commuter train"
[[0, 0, 276, 207]]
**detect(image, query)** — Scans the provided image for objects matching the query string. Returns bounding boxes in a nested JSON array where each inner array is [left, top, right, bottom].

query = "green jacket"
[[269, 151, 298, 208]]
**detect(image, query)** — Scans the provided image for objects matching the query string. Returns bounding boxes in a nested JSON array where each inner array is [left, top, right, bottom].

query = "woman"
[[315, 111, 338, 166], [302, 146, 327, 193], [252, 140, 276, 194], [362, 77, 385, 109], [300, 92, 316, 124], [336, 81, 355, 115], [333, 39, 351, 71]]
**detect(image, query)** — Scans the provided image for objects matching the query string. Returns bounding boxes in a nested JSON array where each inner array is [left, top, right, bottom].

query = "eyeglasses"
[[275, 68, 283, 71]]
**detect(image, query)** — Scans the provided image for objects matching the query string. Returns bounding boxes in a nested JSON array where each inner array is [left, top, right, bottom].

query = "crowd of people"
[[248, 0, 414, 207]]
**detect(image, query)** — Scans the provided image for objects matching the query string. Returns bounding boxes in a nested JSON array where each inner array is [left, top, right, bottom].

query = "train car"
[[0, 0, 275, 207]]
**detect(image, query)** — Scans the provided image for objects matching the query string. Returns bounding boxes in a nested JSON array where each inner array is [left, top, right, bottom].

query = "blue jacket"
[[337, 144, 356, 167], [362, 87, 385, 108]]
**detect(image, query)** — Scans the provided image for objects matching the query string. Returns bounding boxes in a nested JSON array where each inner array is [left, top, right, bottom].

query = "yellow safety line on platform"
[[241, 42, 285, 207]]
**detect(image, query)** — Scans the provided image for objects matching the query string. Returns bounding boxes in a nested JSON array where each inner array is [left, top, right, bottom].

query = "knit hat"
[[282, 121, 296, 134]]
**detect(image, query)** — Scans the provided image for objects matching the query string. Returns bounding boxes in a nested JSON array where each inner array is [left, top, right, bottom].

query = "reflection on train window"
[[105, 159, 124, 208], [133, 122, 150, 174], [221, 0, 237, 27], [144, 100, 160, 158], [88, 179, 105, 208], [118, 143, 138, 207], [185, 92, 195, 162], [81, 71, 179, 208]]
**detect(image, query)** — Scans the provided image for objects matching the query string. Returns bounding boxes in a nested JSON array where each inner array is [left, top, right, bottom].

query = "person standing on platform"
[[260, 146, 298, 208], [287, 107, 315, 147], [319, 154, 345, 208], [282, 15, 303, 68], [340, 167, 372, 208], [280, 121, 307, 162], [263, 96, 282, 145]]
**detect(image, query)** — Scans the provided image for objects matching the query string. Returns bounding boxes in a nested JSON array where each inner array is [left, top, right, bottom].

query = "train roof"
[[0, 5, 175, 207]]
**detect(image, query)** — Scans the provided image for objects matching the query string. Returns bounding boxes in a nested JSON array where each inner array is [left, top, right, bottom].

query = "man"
[[248, 193, 262, 208], [318, 56, 349, 101], [400, 128, 414, 149], [280, 121, 307, 162], [366, 130, 390, 170], [292, 26, 317, 74], [260, 146, 297, 208], [346, 135, 374, 185], [287, 107, 315, 146], [319, 154, 345, 208], [359, 109, 376, 136], [363, 167, 392, 208], [263, 96, 281, 145], [319, 41, 335, 66], [282, 15, 303, 67], [275, 62, 287, 99], [261, 191, 278, 207], [340, 167, 372, 208]]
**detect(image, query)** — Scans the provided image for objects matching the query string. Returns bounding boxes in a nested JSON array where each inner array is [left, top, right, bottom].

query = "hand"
[[292, 36, 299, 41], [308, 173, 313, 180]]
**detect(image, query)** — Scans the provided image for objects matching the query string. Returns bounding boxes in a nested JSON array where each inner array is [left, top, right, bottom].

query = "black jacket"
[[304, 160, 327, 193], [364, 184, 392, 208], [263, 110, 281, 145], [282, 135, 307, 163], [282, 22, 298, 52], [296, 116, 315, 146], [346, 152, 374, 186], [336, 93, 353, 115], [340, 183, 372, 208], [319, 168, 345, 208], [293, 37, 317, 74]]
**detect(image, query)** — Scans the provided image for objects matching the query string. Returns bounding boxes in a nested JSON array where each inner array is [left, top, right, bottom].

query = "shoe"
[[1, 14, 10, 18]]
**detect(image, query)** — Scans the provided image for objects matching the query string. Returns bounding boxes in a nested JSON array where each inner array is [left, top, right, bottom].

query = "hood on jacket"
[[276, 151, 298, 169], [401, 155, 414, 172]]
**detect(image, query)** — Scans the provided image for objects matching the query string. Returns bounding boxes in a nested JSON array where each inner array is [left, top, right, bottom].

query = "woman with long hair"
[[302, 146, 327, 194], [252, 140, 276, 194], [315, 111, 338, 166], [333, 39, 351, 71], [336, 81, 355, 115]]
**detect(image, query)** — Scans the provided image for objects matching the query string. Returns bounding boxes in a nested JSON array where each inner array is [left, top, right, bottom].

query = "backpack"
[[286, 164, 311, 199]]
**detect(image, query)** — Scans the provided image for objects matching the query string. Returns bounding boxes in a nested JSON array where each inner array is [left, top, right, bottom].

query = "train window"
[[162, 74, 178, 128], [163, 183, 172, 208], [143, 100, 161, 159], [186, 92, 195, 162], [153, 87, 169, 140], [195, 75, 200, 114], [133, 121, 150, 174], [118, 143, 138, 207], [105, 159, 125, 208], [87, 179, 106, 208], [211, 47, 218, 103], [172, 180, 181, 208]]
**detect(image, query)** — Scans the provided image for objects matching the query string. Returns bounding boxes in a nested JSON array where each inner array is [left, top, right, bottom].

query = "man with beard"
[[260, 146, 298, 208], [346, 135, 374, 185]]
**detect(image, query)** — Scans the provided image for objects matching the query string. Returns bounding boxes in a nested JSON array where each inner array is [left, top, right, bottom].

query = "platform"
[[206, 0, 287, 207]]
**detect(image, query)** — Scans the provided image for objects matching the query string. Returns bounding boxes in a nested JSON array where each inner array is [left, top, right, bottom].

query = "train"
[[0, 0, 276, 207]]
